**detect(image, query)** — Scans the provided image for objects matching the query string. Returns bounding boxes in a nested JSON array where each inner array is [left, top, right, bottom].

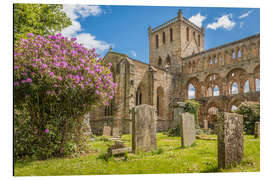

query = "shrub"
[[235, 102, 260, 135], [14, 33, 117, 160], [184, 100, 201, 133], [167, 126, 180, 137]]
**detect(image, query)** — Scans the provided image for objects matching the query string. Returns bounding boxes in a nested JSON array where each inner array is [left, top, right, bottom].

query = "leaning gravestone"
[[179, 112, 196, 147], [132, 104, 157, 153], [254, 122, 260, 138], [217, 112, 243, 169], [103, 126, 111, 136]]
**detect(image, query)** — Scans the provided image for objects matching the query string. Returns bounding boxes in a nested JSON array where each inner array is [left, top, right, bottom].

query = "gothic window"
[[244, 80, 250, 93], [136, 88, 142, 105], [193, 31, 195, 38], [170, 28, 173, 42], [198, 34, 200, 47], [165, 55, 171, 70], [215, 56, 218, 64], [156, 34, 159, 48], [232, 51, 236, 59], [158, 57, 162, 67], [188, 84, 195, 99], [104, 101, 113, 116], [238, 49, 242, 59], [186, 27, 189, 41], [163, 31, 165, 44], [213, 85, 220, 96], [231, 82, 238, 94], [209, 58, 213, 65], [256, 78, 260, 92]]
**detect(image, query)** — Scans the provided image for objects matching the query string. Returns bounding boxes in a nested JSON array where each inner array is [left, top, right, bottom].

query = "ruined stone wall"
[[182, 34, 260, 125]]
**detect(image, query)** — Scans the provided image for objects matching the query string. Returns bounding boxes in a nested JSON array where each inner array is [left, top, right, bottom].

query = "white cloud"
[[130, 50, 137, 58], [239, 10, 253, 19], [240, 21, 244, 28], [206, 14, 236, 31], [61, 5, 111, 54], [189, 13, 206, 28]]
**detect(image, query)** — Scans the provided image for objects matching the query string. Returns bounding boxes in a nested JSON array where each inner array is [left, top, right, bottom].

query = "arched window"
[[136, 88, 142, 105], [215, 56, 218, 64], [238, 50, 242, 59], [198, 34, 200, 47], [244, 80, 250, 93], [186, 27, 189, 41], [104, 101, 113, 116], [188, 84, 195, 99], [165, 55, 171, 70], [213, 85, 220, 96], [208, 87, 213, 97], [231, 105, 238, 111], [162, 31, 166, 44], [209, 59, 213, 65], [156, 34, 159, 48], [170, 28, 173, 42], [256, 78, 260, 92], [158, 57, 162, 67], [232, 51, 236, 59], [231, 82, 238, 94]]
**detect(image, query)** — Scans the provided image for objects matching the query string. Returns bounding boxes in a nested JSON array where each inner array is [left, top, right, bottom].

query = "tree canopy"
[[14, 4, 72, 42]]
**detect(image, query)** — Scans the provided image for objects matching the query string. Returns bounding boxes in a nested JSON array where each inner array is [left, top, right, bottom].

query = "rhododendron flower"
[[44, 129, 49, 133]]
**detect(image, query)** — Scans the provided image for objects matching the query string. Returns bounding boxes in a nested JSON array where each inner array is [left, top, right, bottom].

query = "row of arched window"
[[188, 79, 260, 99], [157, 55, 171, 68], [155, 28, 173, 48], [186, 27, 201, 47]]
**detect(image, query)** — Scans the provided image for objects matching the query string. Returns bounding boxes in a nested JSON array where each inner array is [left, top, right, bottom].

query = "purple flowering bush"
[[14, 33, 116, 160]]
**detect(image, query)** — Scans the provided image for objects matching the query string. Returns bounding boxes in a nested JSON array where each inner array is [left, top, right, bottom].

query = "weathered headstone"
[[103, 126, 111, 136], [254, 122, 260, 138], [132, 104, 157, 153], [203, 120, 208, 130], [173, 102, 185, 128], [179, 112, 196, 147], [112, 127, 121, 138], [217, 112, 243, 169], [83, 113, 93, 136]]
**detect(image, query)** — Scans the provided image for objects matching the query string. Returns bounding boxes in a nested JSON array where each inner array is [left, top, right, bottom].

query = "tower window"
[[186, 27, 189, 41], [198, 34, 200, 47], [170, 28, 173, 42], [163, 32, 165, 44], [156, 34, 159, 48]]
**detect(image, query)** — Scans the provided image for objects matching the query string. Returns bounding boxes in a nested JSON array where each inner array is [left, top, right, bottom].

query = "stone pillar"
[[180, 112, 196, 147], [217, 112, 243, 169], [173, 102, 185, 128], [203, 120, 208, 130], [132, 104, 157, 153], [254, 122, 260, 138]]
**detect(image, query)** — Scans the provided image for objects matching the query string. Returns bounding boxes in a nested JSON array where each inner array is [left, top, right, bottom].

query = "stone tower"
[[148, 9, 205, 73]]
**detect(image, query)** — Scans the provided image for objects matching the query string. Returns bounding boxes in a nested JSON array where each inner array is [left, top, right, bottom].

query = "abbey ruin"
[[89, 10, 260, 135]]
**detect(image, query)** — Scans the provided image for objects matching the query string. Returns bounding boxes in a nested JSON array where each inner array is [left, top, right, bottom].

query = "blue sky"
[[61, 5, 260, 64]]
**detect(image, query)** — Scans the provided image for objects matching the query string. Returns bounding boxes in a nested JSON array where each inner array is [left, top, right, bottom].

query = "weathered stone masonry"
[[89, 10, 260, 135]]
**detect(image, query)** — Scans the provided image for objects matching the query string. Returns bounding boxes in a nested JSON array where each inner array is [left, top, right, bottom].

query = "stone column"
[[217, 112, 243, 169]]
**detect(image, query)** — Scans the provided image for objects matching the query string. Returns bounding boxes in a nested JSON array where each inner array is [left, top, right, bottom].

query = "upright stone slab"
[[83, 113, 93, 136], [180, 112, 196, 147], [173, 102, 185, 128], [132, 104, 157, 153], [217, 112, 243, 169], [254, 122, 260, 138], [103, 126, 111, 136], [112, 127, 121, 138]]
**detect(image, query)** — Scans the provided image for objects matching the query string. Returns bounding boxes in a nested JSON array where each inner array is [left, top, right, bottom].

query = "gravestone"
[[203, 120, 208, 130], [83, 113, 93, 136], [254, 122, 260, 138], [173, 102, 185, 128], [103, 126, 111, 136], [217, 112, 243, 169], [132, 104, 157, 153], [112, 127, 121, 138], [179, 112, 196, 147]]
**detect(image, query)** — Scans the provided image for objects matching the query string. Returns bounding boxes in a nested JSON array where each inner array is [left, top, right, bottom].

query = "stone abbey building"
[[90, 10, 260, 135]]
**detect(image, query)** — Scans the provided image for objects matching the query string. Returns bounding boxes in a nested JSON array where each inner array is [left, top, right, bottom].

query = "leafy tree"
[[235, 102, 260, 135], [14, 4, 72, 42], [14, 33, 117, 160]]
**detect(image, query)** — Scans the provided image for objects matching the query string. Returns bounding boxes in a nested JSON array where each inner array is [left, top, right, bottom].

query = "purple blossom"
[[26, 78, 32, 83], [44, 129, 50, 133], [27, 33, 34, 37], [49, 72, 55, 77]]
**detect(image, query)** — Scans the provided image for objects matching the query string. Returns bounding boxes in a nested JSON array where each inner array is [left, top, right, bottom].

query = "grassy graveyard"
[[14, 133, 259, 176]]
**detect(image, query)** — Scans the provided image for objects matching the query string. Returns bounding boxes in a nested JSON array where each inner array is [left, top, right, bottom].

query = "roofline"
[[183, 33, 260, 60]]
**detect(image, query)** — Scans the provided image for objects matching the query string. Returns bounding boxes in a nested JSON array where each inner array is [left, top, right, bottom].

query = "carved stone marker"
[[112, 127, 121, 138], [180, 112, 196, 147], [254, 122, 260, 138], [103, 126, 111, 136], [173, 102, 185, 128], [83, 113, 93, 136], [217, 112, 243, 169], [132, 104, 157, 153]]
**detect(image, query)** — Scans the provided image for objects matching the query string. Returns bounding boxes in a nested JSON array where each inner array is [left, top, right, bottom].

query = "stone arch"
[[205, 100, 224, 129], [165, 54, 171, 70], [228, 97, 245, 112], [204, 73, 222, 96], [186, 77, 201, 99], [156, 86, 165, 117], [226, 68, 248, 94]]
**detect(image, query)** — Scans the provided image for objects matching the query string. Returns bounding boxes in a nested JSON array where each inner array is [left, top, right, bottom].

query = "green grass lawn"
[[14, 133, 260, 176]]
